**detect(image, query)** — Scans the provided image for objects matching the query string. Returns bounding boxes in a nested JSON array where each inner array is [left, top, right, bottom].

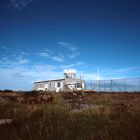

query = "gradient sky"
[[0, 0, 140, 90]]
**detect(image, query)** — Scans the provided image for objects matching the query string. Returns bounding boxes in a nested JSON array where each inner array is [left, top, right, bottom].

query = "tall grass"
[[0, 93, 140, 140]]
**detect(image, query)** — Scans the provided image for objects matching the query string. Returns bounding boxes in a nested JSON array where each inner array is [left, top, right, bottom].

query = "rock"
[[0, 119, 12, 125]]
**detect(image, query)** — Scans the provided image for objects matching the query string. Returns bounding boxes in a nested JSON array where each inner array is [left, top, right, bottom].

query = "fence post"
[[139, 78, 140, 92], [110, 80, 113, 93], [90, 80, 92, 90], [104, 80, 106, 92], [98, 79, 100, 93], [124, 79, 126, 92]]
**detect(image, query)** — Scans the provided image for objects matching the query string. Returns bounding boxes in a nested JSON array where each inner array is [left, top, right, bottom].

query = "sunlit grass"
[[0, 92, 140, 140]]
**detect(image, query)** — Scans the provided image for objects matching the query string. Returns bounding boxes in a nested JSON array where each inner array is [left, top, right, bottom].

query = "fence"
[[85, 78, 140, 93]]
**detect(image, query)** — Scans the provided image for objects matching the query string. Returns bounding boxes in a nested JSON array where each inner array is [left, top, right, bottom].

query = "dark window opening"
[[77, 83, 82, 88], [57, 82, 61, 87]]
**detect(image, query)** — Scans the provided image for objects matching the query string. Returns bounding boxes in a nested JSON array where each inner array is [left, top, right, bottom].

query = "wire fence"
[[85, 78, 140, 93]]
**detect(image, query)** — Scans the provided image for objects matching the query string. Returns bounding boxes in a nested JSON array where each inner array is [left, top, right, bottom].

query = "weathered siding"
[[33, 77, 84, 91], [34, 80, 64, 91]]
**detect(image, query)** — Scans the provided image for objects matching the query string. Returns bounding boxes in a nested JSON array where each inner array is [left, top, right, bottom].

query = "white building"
[[33, 70, 84, 92]]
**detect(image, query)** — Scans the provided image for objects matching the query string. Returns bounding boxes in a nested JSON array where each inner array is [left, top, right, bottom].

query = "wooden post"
[[124, 79, 127, 92], [98, 79, 100, 94], [111, 80, 113, 93], [104, 80, 106, 93], [139, 78, 140, 92]]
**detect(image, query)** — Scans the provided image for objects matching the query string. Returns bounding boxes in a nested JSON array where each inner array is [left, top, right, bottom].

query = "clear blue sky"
[[0, 0, 140, 90]]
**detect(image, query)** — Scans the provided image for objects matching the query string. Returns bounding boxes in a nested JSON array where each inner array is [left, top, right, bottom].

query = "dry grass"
[[0, 91, 140, 140]]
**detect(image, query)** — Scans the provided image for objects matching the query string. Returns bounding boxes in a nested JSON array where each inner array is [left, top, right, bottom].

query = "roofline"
[[34, 78, 64, 83]]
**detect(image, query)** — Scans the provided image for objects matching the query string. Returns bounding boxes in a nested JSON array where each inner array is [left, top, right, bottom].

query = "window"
[[57, 82, 61, 88], [77, 83, 81, 88], [50, 83, 51, 87], [39, 83, 41, 87]]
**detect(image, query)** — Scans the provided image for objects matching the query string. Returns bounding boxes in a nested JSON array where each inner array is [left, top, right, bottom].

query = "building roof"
[[34, 78, 64, 84]]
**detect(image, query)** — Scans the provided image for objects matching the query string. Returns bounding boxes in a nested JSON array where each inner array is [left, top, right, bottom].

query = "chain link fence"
[[85, 78, 140, 92]]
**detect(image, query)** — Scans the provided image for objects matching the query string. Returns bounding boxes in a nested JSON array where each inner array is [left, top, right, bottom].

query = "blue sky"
[[0, 0, 140, 90]]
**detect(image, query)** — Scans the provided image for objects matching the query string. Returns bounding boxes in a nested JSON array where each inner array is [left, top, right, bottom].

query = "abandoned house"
[[33, 70, 84, 92]]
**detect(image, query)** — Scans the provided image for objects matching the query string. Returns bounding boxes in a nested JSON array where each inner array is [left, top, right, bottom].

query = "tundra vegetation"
[[0, 90, 140, 140]]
